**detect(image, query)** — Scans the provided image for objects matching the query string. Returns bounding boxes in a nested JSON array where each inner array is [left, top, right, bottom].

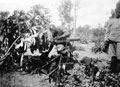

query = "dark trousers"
[[110, 56, 120, 73]]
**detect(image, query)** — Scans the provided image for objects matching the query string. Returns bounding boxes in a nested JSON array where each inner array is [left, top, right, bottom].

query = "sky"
[[0, 0, 119, 28]]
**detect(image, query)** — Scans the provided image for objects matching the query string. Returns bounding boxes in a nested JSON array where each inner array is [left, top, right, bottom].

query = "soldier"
[[104, 10, 120, 73], [49, 25, 72, 75], [49, 25, 72, 56], [50, 25, 71, 42]]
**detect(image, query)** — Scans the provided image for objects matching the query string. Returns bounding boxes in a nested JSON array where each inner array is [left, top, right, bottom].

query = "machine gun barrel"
[[55, 37, 80, 44], [67, 37, 81, 41]]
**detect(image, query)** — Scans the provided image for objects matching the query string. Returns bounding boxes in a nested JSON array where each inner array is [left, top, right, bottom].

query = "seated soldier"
[[49, 25, 71, 46], [49, 25, 72, 74], [49, 25, 73, 57]]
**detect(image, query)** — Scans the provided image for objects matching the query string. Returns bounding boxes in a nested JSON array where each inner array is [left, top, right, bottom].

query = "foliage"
[[93, 28, 105, 37], [75, 25, 91, 37], [0, 4, 52, 72], [75, 25, 92, 43], [0, 11, 10, 19], [29, 4, 51, 28], [93, 28, 105, 41], [75, 24, 106, 44], [0, 4, 51, 44], [58, 0, 73, 28], [1, 2, 120, 87]]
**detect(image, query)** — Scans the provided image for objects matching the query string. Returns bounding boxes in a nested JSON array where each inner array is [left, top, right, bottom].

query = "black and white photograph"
[[0, 0, 120, 87]]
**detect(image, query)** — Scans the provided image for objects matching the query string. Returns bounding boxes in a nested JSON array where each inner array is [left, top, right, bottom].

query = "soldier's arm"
[[104, 21, 111, 41]]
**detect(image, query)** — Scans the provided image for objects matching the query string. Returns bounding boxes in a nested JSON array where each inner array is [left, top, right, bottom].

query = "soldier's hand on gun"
[[52, 37, 58, 45], [53, 37, 59, 42]]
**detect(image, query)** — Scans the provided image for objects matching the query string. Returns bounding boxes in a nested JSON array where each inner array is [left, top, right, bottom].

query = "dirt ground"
[[0, 42, 109, 87]]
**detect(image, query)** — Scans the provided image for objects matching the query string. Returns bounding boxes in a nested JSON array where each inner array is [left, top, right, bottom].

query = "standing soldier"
[[104, 10, 120, 73]]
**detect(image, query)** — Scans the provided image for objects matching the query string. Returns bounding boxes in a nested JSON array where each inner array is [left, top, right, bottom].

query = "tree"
[[13, 10, 20, 18], [93, 26, 105, 43], [28, 4, 51, 28], [0, 11, 10, 20], [0, 11, 10, 36], [58, 0, 73, 28], [73, 0, 80, 36], [75, 25, 91, 42]]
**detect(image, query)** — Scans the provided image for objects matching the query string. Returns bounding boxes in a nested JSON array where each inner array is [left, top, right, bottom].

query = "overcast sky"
[[0, 0, 119, 28]]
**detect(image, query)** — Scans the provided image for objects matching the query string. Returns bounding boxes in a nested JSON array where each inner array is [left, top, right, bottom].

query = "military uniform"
[[105, 18, 120, 73], [49, 26, 72, 75]]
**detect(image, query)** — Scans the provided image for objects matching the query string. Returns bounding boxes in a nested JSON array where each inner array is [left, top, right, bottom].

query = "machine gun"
[[54, 37, 81, 44]]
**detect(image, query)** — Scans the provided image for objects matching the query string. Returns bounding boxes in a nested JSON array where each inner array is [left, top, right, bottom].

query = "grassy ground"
[[73, 42, 109, 60]]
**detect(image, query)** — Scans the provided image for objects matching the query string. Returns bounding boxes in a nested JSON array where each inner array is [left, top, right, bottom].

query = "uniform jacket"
[[105, 18, 120, 42]]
